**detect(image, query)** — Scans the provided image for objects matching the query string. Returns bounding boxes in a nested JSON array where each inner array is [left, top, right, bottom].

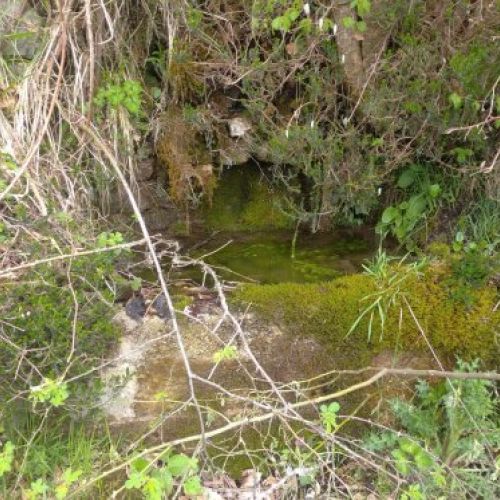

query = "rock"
[[134, 158, 155, 182], [217, 132, 251, 166], [143, 207, 179, 232], [0, 2, 44, 60], [152, 293, 170, 319], [228, 117, 252, 138], [125, 295, 146, 320], [136, 181, 162, 212]]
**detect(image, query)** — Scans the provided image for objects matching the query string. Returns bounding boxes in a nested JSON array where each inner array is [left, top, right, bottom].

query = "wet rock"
[[152, 293, 170, 319], [228, 117, 252, 138], [125, 294, 146, 320]]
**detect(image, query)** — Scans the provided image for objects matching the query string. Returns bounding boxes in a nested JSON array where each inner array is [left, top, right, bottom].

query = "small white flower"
[[377, 187, 382, 196], [285, 129, 289, 138], [341, 54, 345, 64], [342, 116, 349, 126], [303, 3, 311, 16], [310, 120, 315, 129], [333, 23, 338, 35], [318, 17, 324, 31]]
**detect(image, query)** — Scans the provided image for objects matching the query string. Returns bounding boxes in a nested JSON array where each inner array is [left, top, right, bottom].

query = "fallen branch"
[[0, 238, 146, 278]]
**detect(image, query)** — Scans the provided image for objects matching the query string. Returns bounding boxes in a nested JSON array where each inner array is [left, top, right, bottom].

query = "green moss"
[[234, 265, 499, 366], [204, 165, 292, 231]]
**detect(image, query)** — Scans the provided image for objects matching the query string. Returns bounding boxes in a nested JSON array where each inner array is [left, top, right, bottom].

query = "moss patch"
[[204, 165, 292, 231], [234, 265, 499, 366]]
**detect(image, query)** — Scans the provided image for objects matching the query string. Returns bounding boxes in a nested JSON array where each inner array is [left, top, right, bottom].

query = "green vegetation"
[[234, 260, 499, 365], [205, 165, 291, 231], [1, 0, 499, 497], [365, 360, 500, 498]]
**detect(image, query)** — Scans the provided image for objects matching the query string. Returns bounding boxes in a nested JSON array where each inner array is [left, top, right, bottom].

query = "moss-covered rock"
[[234, 264, 499, 366], [204, 164, 292, 231]]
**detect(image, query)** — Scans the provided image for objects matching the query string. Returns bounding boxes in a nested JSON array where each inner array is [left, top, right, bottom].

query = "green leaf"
[[298, 18, 313, 34], [271, 16, 290, 32], [143, 477, 163, 500], [356, 20, 367, 32], [183, 476, 203, 496], [130, 277, 142, 292], [392, 448, 410, 475], [213, 345, 238, 363], [167, 454, 198, 477], [0, 441, 15, 477], [406, 195, 427, 219], [152, 468, 173, 495], [131, 457, 150, 473], [381, 206, 399, 224], [428, 184, 441, 199], [286, 8, 300, 22], [125, 471, 147, 490], [448, 92, 463, 110], [342, 16, 356, 29], [26, 478, 49, 499], [397, 169, 416, 189], [414, 449, 433, 470], [352, 0, 371, 16]]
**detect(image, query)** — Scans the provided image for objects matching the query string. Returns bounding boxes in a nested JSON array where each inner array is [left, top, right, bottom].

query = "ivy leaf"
[[152, 468, 173, 495], [143, 477, 163, 500], [271, 16, 291, 32], [26, 478, 49, 499]]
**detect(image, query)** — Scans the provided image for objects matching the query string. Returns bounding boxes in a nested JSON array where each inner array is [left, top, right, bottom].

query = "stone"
[[143, 207, 179, 232], [217, 133, 251, 166], [125, 295, 146, 321], [0, 2, 44, 60], [135, 181, 161, 212], [133, 158, 155, 182], [152, 293, 170, 319], [227, 117, 252, 138]]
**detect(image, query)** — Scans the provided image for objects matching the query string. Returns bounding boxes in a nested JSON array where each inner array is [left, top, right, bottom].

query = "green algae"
[[204, 164, 292, 231], [191, 230, 374, 284]]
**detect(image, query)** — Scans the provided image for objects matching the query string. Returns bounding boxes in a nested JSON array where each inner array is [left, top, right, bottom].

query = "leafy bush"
[[365, 360, 500, 498]]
